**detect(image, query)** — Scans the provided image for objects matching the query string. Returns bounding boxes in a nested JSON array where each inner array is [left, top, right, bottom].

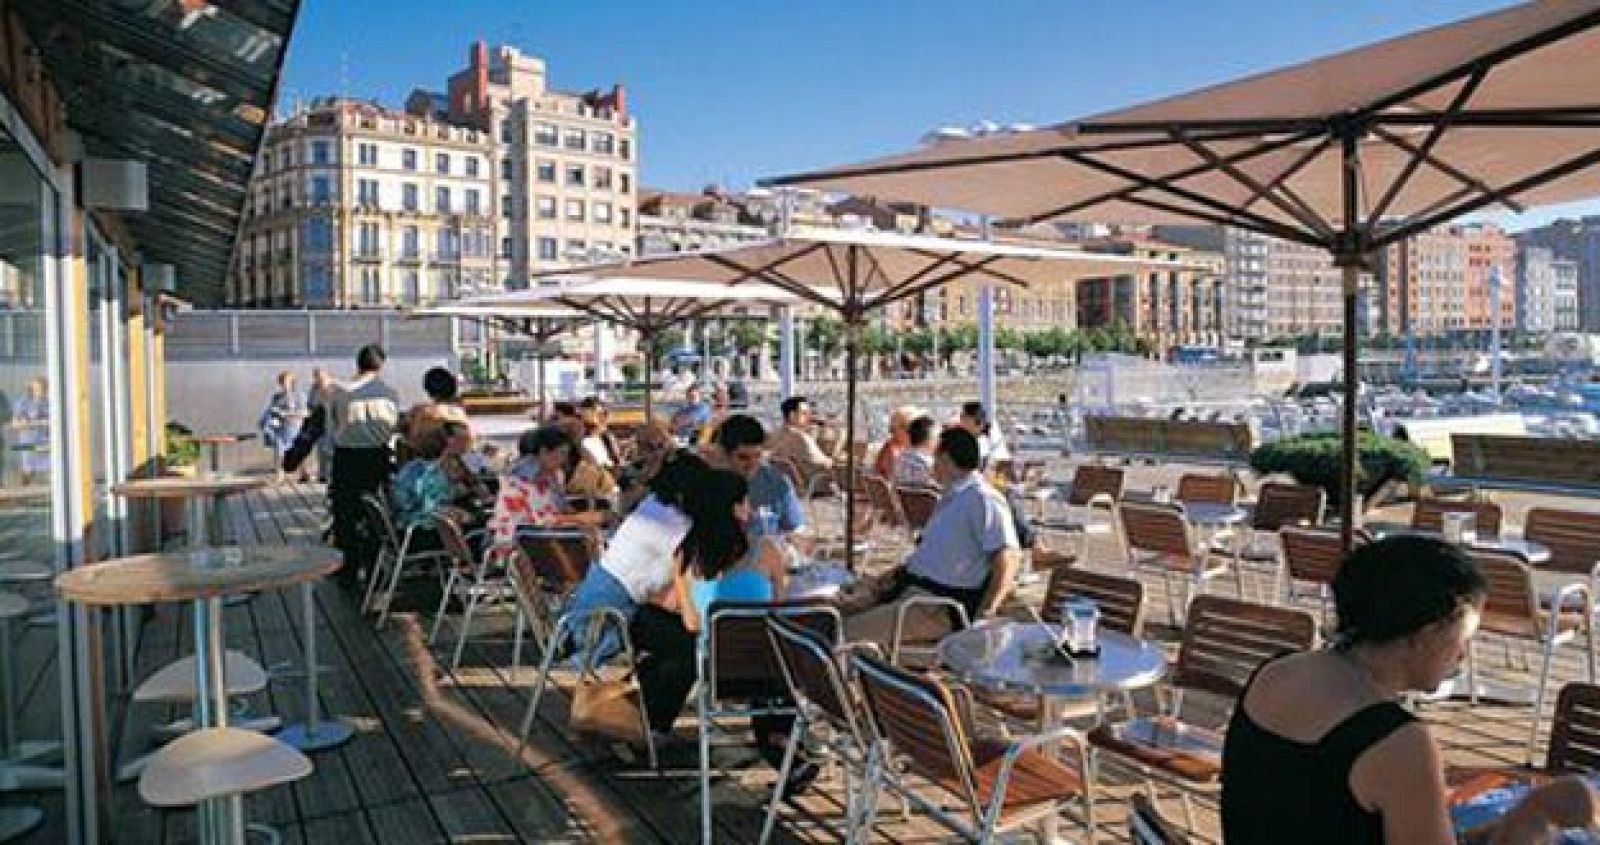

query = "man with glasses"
[[709, 414, 805, 540]]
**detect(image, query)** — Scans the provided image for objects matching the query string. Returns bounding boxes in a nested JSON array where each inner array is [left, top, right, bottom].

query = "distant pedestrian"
[[259, 371, 309, 484], [11, 378, 49, 486], [308, 368, 336, 482]]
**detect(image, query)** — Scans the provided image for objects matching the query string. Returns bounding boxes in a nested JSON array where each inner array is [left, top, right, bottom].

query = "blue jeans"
[[561, 566, 637, 669]]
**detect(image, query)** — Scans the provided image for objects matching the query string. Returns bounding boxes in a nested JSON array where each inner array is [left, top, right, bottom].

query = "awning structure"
[[766, 0, 1600, 548], [12, 0, 300, 299]]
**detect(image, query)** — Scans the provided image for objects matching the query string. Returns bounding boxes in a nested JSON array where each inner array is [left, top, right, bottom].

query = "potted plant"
[[163, 422, 201, 477], [1249, 431, 1429, 511]]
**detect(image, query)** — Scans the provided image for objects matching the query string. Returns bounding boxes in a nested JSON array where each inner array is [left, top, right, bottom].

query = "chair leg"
[[360, 549, 389, 613], [375, 534, 415, 629], [1466, 640, 1480, 706], [1527, 638, 1560, 768], [848, 752, 882, 845], [515, 616, 571, 765], [428, 570, 459, 645], [699, 682, 714, 845], [450, 589, 482, 671], [510, 609, 526, 677], [758, 715, 806, 845]]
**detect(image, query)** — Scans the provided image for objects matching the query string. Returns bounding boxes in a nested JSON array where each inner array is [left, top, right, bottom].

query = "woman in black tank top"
[[1220, 536, 1598, 844]]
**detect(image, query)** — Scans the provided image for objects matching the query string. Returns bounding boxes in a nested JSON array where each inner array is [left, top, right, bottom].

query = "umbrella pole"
[[1339, 264, 1361, 552], [642, 330, 655, 422], [844, 319, 861, 571]]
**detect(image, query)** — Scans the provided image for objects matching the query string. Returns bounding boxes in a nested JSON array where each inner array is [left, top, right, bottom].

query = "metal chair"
[[1411, 496, 1503, 538], [1130, 793, 1192, 845], [1547, 682, 1600, 774], [1088, 595, 1316, 828], [1215, 481, 1324, 602], [1525, 507, 1600, 604], [852, 651, 1093, 844], [896, 486, 940, 537], [696, 601, 841, 845], [1466, 548, 1594, 766], [426, 515, 510, 671], [1175, 472, 1236, 506], [758, 616, 874, 845], [510, 528, 602, 668], [888, 594, 973, 670], [1120, 502, 1240, 625], [1278, 525, 1370, 623], [1036, 464, 1123, 561], [358, 493, 450, 626]]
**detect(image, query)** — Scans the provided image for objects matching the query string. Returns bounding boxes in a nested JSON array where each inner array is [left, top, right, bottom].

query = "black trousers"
[[329, 446, 392, 583], [630, 605, 796, 760]]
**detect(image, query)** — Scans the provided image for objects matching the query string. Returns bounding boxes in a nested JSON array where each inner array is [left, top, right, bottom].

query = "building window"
[[501, 157, 513, 180], [302, 216, 332, 251], [536, 159, 556, 183], [565, 199, 585, 221], [357, 179, 379, 207], [537, 237, 558, 261], [357, 222, 380, 257], [500, 120, 513, 144], [619, 138, 631, 161], [402, 183, 418, 211], [501, 237, 514, 258], [402, 148, 417, 171], [435, 152, 450, 174], [465, 189, 481, 215], [402, 226, 419, 258], [619, 172, 632, 194], [536, 196, 557, 219], [534, 122, 558, 145], [594, 202, 613, 224], [565, 164, 585, 187], [594, 167, 613, 189], [564, 128, 586, 151], [594, 132, 615, 155], [465, 156, 479, 177], [501, 195, 513, 218], [620, 208, 631, 228], [565, 239, 587, 258], [435, 186, 451, 213], [310, 176, 331, 205], [402, 271, 420, 304], [361, 268, 381, 304], [357, 143, 377, 166], [311, 140, 331, 164]]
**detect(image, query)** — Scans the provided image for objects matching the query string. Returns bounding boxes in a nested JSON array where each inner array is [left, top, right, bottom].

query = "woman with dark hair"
[[561, 449, 707, 666], [405, 366, 470, 456], [958, 400, 1009, 467], [1222, 535, 1597, 844], [485, 426, 599, 563]]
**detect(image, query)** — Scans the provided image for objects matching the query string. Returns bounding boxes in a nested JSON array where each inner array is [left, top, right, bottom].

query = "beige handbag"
[[568, 675, 647, 745]]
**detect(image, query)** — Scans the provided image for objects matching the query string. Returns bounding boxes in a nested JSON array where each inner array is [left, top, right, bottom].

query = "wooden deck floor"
[[12, 476, 1600, 843]]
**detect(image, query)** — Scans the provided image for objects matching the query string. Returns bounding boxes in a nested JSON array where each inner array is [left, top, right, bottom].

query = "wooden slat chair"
[[1279, 526, 1370, 625], [1411, 497, 1504, 538], [1088, 595, 1317, 828], [809, 465, 877, 564], [1176, 472, 1236, 506], [697, 601, 841, 845], [758, 616, 876, 845], [852, 652, 1094, 844], [1130, 793, 1193, 845], [1465, 548, 1594, 766], [1120, 502, 1240, 626], [1525, 507, 1600, 598], [897, 486, 941, 537], [1547, 682, 1600, 775], [1215, 482, 1325, 602], [1036, 464, 1124, 561]]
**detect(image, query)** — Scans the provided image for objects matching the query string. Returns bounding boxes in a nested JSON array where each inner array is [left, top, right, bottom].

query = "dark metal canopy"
[[13, 0, 300, 299]]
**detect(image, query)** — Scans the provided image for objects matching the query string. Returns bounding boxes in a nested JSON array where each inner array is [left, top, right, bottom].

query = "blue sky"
[[280, 0, 1596, 230]]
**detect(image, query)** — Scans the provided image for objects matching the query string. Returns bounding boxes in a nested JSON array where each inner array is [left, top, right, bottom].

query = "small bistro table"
[[112, 474, 266, 550], [193, 433, 259, 476], [56, 544, 341, 845]]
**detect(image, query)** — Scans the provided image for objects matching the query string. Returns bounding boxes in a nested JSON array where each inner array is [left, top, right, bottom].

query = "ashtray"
[[1059, 643, 1102, 659]]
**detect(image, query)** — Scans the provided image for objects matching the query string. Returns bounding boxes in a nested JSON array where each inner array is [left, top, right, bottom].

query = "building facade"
[[1518, 245, 1560, 333], [1517, 216, 1600, 331], [1374, 222, 1516, 338], [1074, 235, 1227, 349], [1554, 257, 1581, 331], [230, 99, 499, 307], [636, 187, 770, 256]]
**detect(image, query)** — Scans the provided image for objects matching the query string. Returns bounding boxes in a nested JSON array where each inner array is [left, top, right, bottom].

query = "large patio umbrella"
[[766, 0, 1600, 549], [455, 277, 801, 419], [538, 226, 1195, 566]]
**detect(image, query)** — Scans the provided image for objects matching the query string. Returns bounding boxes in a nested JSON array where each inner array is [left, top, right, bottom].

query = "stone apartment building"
[[1517, 216, 1600, 331]]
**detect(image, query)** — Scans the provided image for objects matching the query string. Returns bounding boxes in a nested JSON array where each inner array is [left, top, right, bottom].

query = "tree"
[[723, 319, 767, 353], [805, 316, 843, 355]]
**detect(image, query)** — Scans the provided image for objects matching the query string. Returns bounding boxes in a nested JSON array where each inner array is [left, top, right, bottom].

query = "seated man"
[[769, 396, 834, 494], [706, 414, 805, 541], [843, 428, 1020, 645], [670, 384, 712, 442]]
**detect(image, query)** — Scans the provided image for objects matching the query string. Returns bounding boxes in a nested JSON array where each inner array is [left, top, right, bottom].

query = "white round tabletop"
[[112, 475, 268, 500], [1181, 503, 1249, 527], [55, 545, 341, 607], [939, 621, 1167, 697]]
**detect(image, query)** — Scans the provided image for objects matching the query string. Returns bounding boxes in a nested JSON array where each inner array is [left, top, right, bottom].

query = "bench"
[[1082, 416, 1254, 466], [1391, 413, 1527, 466], [1445, 433, 1600, 496]]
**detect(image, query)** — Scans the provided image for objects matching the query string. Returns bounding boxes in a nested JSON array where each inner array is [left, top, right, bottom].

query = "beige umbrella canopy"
[[768, 0, 1600, 547], [542, 227, 1200, 566]]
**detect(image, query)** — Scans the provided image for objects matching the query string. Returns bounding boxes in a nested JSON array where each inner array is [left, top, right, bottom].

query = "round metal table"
[[939, 621, 1167, 698], [113, 475, 266, 550], [1180, 503, 1250, 530], [193, 433, 258, 475], [55, 545, 341, 845]]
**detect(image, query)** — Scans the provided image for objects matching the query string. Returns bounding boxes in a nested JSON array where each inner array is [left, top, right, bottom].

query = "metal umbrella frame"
[[767, 0, 1600, 549]]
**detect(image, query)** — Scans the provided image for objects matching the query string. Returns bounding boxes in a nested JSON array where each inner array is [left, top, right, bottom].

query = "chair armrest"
[[986, 725, 1091, 815], [1086, 492, 1116, 510], [889, 595, 971, 665], [1548, 582, 1593, 638]]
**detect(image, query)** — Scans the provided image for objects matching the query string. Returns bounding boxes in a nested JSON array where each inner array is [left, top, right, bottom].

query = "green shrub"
[[164, 422, 200, 468], [1249, 432, 1429, 506]]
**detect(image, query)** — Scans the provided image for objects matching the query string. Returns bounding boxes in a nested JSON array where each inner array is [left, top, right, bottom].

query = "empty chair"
[[1411, 496, 1502, 538], [1176, 472, 1236, 506], [852, 652, 1093, 843], [1219, 482, 1325, 601], [1037, 464, 1124, 560], [1120, 502, 1240, 625], [1525, 507, 1600, 591], [1546, 682, 1600, 775], [1279, 526, 1370, 621], [1466, 548, 1594, 766]]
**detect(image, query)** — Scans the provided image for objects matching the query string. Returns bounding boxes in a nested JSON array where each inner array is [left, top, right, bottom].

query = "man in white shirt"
[[328, 344, 400, 586]]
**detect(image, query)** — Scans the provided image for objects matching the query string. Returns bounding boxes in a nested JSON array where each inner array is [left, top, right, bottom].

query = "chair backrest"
[[1467, 548, 1540, 637], [897, 486, 940, 532], [1120, 502, 1193, 558], [864, 474, 906, 528], [1548, 682, 1600, 775], [1130, 793, 1192, 845], [518, 529, 599, 591], [1177, 472, 1236, 506], [359, 492, 401, 551], [852, 651, 978, 810], [433, 513, 477, 571], [705, 601, 840, 703], [771, 456, 805, 494], [1251, 482, 1326, 531], [767, 616, 865, 745], [1067, 464, 1124, 506], [1525, 507, 1600, 579], [1040, 566, 1145, 636], [832, 463, 869, 498], [1411, 497, 1503, 538], [1280, 525, 1369, 586], [1173, 595, 1317, 700]]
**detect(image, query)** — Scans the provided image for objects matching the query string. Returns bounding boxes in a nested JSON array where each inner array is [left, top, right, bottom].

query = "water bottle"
[[1058, 595, 1101, 655], [755, 505, 778, 538]]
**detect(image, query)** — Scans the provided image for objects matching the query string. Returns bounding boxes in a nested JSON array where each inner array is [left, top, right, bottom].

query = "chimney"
[[472, 40, 488, 118], [610, 84, 627, 115]]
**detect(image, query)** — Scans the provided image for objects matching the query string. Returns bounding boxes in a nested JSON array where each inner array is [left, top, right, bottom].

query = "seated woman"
[[872, 405, 919, 479], [1221, 535, 1598, 845], [631, 469, 817, 792], [892, 415, 938, 489], [392, 426, 464, 533], [562, 449, 706, 666], [552, 409, 617, 510], [614, 418, 673, 516], [578, 396, 621, 469], [486, 426, 603, 564]]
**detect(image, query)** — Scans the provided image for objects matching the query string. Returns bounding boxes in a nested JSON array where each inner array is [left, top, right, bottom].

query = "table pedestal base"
[[0, 805, 42, 840], [275, 721, 354, 753]]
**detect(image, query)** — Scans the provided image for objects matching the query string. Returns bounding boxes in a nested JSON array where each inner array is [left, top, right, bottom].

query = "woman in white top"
[[562, 449, 705, 666]]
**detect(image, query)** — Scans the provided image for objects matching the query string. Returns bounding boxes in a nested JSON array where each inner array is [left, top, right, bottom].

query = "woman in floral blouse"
[[486, 426, 603, 563]]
